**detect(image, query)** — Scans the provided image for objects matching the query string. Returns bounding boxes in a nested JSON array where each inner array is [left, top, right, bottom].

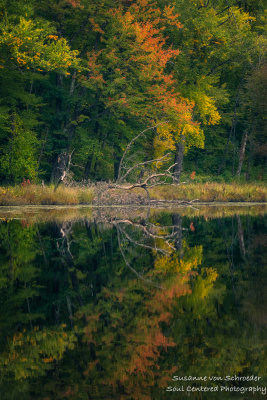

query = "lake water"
[[0, 205, 266, 399]]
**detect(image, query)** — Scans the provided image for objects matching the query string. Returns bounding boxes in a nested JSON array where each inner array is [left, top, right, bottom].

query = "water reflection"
[[0, 208, 266, 399]]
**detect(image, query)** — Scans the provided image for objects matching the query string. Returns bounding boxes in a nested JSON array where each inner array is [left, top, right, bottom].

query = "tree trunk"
[[37, 127, 48, 174], [84, 120, 99, 180], [114, 154, 122, 181], [173, 136, 185, 184], [172, 214, 183, 255], [51, 152, 72, 187], [237, 130, 248, 177], [84, 152, 97, 180], [237, 215, 246, 259]]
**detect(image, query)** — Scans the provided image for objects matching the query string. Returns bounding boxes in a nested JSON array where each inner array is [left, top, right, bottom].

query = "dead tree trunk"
[[237, 215, 246, 259], [172, 214, 183, 254], [51, 151, 73, 190], [51, 71, 79, 183], [173, 137, 185, 184], [236, 130, 248, 177]]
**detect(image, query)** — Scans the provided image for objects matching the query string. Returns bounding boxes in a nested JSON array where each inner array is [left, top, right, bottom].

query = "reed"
[[149, 183, 267, 203], [0, 185, 94, 206], [0, 182, 266, 206]]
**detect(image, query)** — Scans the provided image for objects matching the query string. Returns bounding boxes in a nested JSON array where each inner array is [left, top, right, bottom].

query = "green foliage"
[[0, 115, 39, 182]]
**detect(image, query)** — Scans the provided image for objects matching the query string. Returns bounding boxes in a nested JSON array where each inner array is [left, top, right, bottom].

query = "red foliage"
[[190, 222, 195, 232], [190, 171, 196, 180], [65, 0, 83, 8], [21, 178, 31, 187]]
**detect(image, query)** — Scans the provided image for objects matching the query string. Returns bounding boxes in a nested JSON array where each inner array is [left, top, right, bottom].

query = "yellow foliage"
[[193, 93, 221, 125], [193, 267, 218, 300], [0, 327, 76, 380], [153, 123, 176, 162], [154, 241, 203, 274], [0, 17, 79, 72], [153, 121, 204, 160], [43, 357, 54, 363]]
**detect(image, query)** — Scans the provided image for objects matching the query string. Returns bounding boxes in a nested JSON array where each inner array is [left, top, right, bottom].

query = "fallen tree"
[[101, 123, 197, 205]]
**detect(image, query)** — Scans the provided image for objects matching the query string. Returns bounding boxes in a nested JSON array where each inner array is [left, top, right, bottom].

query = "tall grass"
[[149, 182, 267, 202], [0, 182, 266, 206], [0, 185, 94, 206]]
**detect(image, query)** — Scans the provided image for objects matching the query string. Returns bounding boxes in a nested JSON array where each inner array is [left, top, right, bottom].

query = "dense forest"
[[0, 0, 266, 185]]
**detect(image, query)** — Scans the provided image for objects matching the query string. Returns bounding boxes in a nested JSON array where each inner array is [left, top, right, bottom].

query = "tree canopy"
[[0, 0, 266, 183]]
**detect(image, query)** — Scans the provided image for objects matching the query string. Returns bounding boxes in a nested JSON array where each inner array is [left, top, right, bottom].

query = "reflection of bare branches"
[[116, 228, 162, 289], [237, 215, 246, 259], [58, 221, 74, 259], [56, 222, 77, 327], [66, 295, 73, 328], [113, 218, 188, 255], [115, 222, 170, 255], [110, 214, 187, 287], [115, 219, 187, 233], [149, 199, 199, 208]]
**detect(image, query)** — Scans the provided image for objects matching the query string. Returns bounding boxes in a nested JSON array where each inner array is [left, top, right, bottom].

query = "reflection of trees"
[[0, 213, 201, 399], [0, 221, 40, 339], [60, 213, 206, 399], [0, 221, 76, 398], [0, 213, 266, 399]]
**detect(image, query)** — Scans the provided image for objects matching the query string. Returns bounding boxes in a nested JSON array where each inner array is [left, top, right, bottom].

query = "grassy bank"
[[149, 182, 267, 203], [0, 182, 266, 206], [0, 185, 94, 206]]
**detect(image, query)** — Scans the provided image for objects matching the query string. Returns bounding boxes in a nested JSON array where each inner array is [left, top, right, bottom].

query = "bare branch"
[[115, 223, 170, 255], [117, 121, 169, 181], [116, 228, 162, 289], [110, 162, 178, 192], [113, 219, 187, 238], [119, 153, 171, 182]]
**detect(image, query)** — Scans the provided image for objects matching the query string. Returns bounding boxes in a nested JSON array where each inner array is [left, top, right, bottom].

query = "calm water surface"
[[0, 206, 266, 399]]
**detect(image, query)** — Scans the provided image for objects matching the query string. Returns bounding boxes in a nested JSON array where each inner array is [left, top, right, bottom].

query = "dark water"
[[0, 206, 266, 399]]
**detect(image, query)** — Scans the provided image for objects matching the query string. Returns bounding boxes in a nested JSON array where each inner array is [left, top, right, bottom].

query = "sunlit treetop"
[[0, 16, 80, 73]]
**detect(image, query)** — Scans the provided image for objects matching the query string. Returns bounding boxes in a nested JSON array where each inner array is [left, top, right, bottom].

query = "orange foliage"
[[65, 0, 83, 8], [81, 265, 192, 398], [190, 222, 195, 232], [190, 170, 196, 180], [85, 0, 197, 130]]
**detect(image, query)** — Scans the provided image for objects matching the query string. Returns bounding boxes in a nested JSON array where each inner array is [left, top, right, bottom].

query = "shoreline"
[[0, 201, 266, 209], [0, 182, 266, 206], [0, 203, 266, 224]]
